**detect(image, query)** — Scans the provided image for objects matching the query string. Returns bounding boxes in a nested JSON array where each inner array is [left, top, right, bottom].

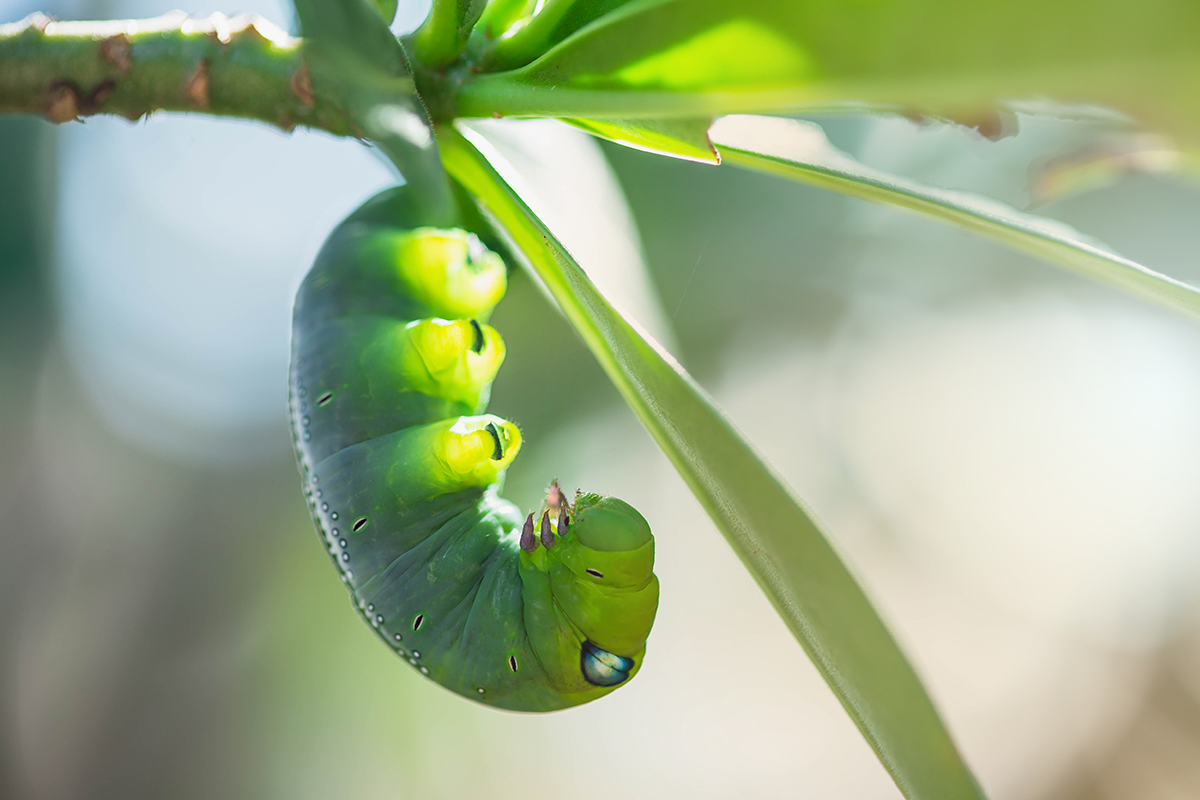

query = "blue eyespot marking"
[[580, 640, 634, 687]]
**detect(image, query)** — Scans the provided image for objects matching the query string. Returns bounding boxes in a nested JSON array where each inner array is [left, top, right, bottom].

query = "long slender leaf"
[[453, 0, 1200, 148], [437, 121, 987, 800], [710, 114, 1200, 321], [564, 117, 718, 162]]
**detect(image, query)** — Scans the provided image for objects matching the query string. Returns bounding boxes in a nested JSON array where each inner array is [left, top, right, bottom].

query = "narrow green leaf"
[[437, 121, 987, 800], [290, 0, 453, 219], [453, 0, 1200, 148], [711, 114, 1200, 321], [564, 117, 718, 163]]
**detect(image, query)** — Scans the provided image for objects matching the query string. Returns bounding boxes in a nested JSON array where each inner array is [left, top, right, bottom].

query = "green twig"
[[485, 0, 577, 71], [410, 0, 489, 68], [0, 12, 356, 135]]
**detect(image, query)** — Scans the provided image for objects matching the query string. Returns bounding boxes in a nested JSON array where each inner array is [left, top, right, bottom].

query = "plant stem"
[[451, 70, 815, 120], [410, 0, 488, 68], [486, 0, 577, 71], [0, 12, 356, 135]]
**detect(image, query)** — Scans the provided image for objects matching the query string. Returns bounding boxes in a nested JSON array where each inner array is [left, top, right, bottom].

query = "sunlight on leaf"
[[711, 114, 1200, 321], [454, 0, 1200, 149], [565, 116, 718, 163], [601, 19, 813, 92], [437, 120, 988, 800]]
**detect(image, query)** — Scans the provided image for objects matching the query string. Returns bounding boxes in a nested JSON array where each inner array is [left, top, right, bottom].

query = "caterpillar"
[[288, 186, 659, 712]]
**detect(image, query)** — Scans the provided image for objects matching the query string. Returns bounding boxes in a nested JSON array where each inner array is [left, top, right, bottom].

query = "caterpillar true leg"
[[289, 187, 659, 711]]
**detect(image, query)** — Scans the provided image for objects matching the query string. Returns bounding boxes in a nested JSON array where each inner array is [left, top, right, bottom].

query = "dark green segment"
[[348, 184, 511, 259], [307, 458, 587, 711], [308, 421, 471, 510], [294, 224, 447, 327], [293, 315, 478, 463]]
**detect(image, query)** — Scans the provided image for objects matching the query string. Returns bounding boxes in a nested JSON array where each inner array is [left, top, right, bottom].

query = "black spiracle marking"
[[353, 517, 368, 532], [508, 655, 518, 672], [469, 319, 485, 354], [413, 614, 424, 631], [317, 391, 334, 407], [586, 568, 604, 578], [486, 423, 504, 460]]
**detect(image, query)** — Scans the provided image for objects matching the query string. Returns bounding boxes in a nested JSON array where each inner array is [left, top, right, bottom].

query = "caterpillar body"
[[289, 187, 659, 712]]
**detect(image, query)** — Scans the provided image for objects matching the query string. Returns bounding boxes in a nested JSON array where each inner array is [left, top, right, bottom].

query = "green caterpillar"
[[288, 186, 659, 712]]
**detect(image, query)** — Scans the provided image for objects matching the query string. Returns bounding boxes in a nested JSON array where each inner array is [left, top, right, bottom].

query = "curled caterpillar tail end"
[[395, 228, 506, 320], [512, 489, 658, 707]]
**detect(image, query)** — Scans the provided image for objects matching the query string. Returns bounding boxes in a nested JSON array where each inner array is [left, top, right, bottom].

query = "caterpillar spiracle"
[[289, 186, 660, 712]]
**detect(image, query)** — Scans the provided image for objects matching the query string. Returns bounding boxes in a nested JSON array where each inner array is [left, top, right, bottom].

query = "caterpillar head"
[[522, 487, 655, 585]]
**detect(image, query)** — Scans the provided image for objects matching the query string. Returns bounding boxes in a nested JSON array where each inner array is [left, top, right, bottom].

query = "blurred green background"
[[5, 1, 1200, 798]]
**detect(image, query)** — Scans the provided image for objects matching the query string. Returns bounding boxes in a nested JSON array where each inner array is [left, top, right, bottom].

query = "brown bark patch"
[[291, 65, 315, 108], [45, 79, 116, 122], [966, 109, 1019, 142], [101, 34, 132, 75], [46, 82, 79, 123], [185, 59, 210, 109], [88, 79, 116, 109]]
